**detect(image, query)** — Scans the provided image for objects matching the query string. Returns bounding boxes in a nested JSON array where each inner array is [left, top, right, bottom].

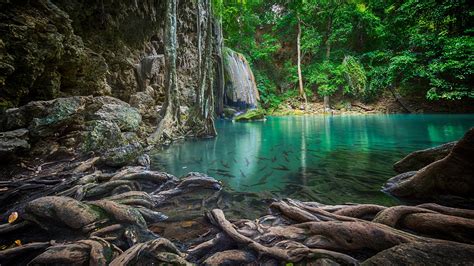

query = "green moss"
[[234, 109, 266, 121]]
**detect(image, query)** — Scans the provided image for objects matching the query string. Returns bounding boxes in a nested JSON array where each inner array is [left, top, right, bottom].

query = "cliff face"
[[0, 0, 202, 110], [0, 0, 221, 165]]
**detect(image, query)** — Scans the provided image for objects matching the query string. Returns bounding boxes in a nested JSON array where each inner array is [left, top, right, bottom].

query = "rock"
[[0, 128, 30, 158], [28, 97, 90, 137], [393, 141, 456, 173], [137, 154, 151, 169], [81, 120, 127, 153], [92, 103, 142, 132], [362, 242, 474, 265], [129, 91, 156, 118], [0, 1, 107, 109], [234, 109, 266, 122], [135, 55, 165, 91], [223, 107, 237, 118], [98, 142, 144, 167]]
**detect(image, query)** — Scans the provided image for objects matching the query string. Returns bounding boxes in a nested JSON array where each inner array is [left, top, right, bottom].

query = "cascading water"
[[223, 48, 259, 110]]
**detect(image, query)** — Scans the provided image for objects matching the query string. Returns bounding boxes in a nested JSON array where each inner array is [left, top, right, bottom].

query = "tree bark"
[[214, 17, 225, 116], [149, 0, 180, 143], [323, 14, 333, 111], [384, 128, 474, 199], [296, 15, 308, 107], [186, 0, 217, 137]]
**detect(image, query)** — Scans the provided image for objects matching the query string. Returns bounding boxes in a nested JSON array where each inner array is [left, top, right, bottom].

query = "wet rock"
[[223, 107, 237, 118], [0, 128, 30, 158], [393, 141, 456, 173]]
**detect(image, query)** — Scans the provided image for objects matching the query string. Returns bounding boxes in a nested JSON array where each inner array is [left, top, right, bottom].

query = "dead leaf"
[[180, 221, 196, 228], [8, 212, 18, 224]]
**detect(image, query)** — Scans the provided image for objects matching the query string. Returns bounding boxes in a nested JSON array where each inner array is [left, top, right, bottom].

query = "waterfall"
[[223, 48, 259, 110]]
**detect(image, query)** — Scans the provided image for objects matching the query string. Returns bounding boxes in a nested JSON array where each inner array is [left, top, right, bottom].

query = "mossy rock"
[[234, 109, 266, 122], [223, 107, 238, 118]]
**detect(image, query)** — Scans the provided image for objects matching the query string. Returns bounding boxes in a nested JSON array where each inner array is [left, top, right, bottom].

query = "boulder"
[[80, 120, 127, 153], [0, 128, 30, 158], [130, 91, 156, 118], [92, 103, 142, 132]]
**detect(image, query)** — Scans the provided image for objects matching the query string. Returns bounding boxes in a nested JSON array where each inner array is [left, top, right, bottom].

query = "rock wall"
[[0, 0, 219, 165], [0, 0, 203, 111]]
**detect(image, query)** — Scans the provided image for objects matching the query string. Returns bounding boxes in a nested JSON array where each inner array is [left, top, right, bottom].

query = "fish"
[[272, 165, 290, 171], [256, 156, 269, 161], [283, 155, 290, 163], [232, 158, 237, 163], [251, 181, 266, 186], [219, 173, 236, 178], [220, 160, 230, 168], [258, 165, 267, 172], [245, 158, 250, 166], [258, 171, 273, 183], [209, 159, 218, 165], [271, 156, 277, 162], [239, 169, 247, 178], [208, 168, 230, 173]]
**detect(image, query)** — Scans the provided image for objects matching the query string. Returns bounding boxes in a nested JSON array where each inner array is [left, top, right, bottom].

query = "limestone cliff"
[[0, 0, 221, 165], [0, 0, 209, 111]]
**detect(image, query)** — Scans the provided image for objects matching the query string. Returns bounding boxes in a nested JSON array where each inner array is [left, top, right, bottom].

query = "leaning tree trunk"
[[296, 15, 308, 107], [214, 16, 225, 116], [149, 0, 180, 143], [187, 0, 217, 137]]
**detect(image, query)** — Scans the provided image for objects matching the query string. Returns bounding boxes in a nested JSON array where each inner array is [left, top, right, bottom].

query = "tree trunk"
[[187, 0, 216, 137], [214, 17, 225, 116], [384, 128, 474, 199], [149, 0, 180, 143], [324, 16, 333, 111], [296, 15, 307, 107]]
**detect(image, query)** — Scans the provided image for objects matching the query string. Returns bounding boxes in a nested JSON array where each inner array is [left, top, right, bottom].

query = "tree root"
[[1, 154, 474, 265]]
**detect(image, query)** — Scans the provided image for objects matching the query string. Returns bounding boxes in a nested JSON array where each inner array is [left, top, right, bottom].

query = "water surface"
[[151, 114, 474, 205]]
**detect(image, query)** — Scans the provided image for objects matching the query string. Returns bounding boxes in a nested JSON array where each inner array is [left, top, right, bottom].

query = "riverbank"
[[265, 93, 474, 116]]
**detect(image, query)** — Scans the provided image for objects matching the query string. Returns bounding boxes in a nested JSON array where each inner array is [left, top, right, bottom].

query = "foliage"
[[220, 0, 474, 109]]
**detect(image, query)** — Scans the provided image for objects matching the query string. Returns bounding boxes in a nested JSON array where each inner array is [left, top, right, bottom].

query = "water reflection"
[[151, 114, 474, 205]]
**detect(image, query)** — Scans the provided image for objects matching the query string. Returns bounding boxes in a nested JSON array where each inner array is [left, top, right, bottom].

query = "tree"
[[149, 0, 180, 143]]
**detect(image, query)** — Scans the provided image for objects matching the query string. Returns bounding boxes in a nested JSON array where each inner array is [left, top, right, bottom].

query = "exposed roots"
[[1, 155, 473, 265]]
